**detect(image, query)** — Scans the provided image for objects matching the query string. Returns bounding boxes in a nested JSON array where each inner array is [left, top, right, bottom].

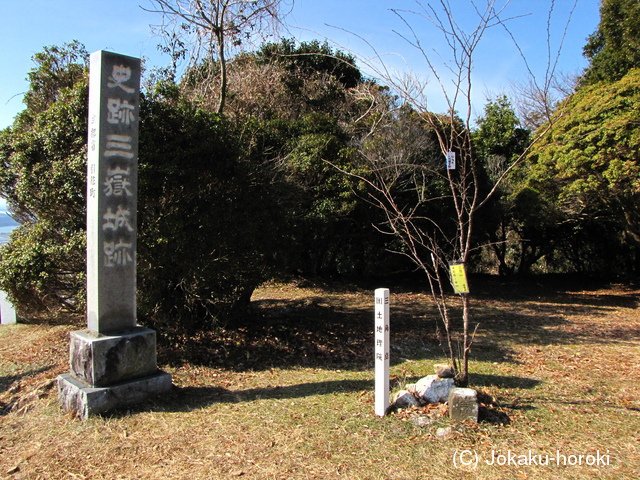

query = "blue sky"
[[0, 0, 600, 131]]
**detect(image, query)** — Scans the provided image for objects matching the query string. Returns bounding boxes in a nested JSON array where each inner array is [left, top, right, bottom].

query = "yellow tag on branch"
[[450, 262, 469, 294]]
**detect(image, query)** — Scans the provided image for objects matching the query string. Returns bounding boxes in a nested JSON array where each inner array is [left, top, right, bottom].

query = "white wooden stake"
[[374, 288, 390, 417]]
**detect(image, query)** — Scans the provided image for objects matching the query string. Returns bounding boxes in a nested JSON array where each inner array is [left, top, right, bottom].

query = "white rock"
[[411, 416, 434, 428], [436, 426, 453, 440], [415, 375, 455, 403]]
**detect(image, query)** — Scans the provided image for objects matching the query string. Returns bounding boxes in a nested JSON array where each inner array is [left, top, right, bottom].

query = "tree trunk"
[[458, 293, 471, 387], [216, 32, 227, 114]]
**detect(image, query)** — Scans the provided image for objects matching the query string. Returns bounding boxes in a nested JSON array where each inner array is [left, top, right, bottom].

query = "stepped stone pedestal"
[[57, 327, 172, 419]]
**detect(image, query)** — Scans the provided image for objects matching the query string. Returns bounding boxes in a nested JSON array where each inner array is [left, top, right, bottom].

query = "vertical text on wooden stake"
[[374, 288, 390, 417]]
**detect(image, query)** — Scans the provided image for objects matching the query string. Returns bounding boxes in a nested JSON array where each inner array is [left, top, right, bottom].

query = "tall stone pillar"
[[57, 51, 171, 419]]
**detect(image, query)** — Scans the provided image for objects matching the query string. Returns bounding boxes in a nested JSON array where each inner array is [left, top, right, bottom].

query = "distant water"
[[0, 212, 18, 245], [0, 231, 13, 245]]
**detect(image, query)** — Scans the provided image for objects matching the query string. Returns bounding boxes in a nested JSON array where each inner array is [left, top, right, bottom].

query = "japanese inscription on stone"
[[87, 51, 140, 334]]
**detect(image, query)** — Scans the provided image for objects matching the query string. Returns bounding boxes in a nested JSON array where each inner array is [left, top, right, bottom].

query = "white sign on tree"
[[374, 288, 390, 417], [446, 151, 456, 170]]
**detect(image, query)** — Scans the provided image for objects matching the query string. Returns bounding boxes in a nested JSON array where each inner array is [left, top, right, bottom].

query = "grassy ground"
[[0, 276, 639, 479]]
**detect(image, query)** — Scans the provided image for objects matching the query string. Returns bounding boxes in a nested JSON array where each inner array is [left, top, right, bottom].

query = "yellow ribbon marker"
[[450, 262, 469, 294]]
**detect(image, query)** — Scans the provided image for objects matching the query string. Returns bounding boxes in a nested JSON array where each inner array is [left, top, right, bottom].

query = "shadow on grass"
[[157, 300, 449, 372], [471, 373, 541, 390], [529, 394, 640, 413], [157, 275, 639, 372], [470, 302, 640, 347], [448, 275, 640, 347], [107, 378, 374, 416], [0, 366, 54, 417], [0, 366, 52, 394], [125, 374, 543, 417], [156, 301, 522, 372]]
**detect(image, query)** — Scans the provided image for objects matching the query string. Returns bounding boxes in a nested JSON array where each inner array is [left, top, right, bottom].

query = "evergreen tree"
[[0, 42, 89, 312], [582, 0, 640, 85], [527, 68, 640, 274]]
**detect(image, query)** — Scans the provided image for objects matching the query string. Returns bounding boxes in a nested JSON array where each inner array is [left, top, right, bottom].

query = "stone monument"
[[57, 51, 171, 419]]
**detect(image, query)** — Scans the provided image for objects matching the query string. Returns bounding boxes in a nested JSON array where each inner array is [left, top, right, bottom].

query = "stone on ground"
[[415, 375, 455, 403], [448, 387, 479, 422], [392, 389, 421, 409], [434, 364, 455, 378]]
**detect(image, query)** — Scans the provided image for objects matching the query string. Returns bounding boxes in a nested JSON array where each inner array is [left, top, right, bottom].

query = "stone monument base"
[[57, 371, 172, 419], [57, 326, 172, 418], [69, 327, 160, 386]]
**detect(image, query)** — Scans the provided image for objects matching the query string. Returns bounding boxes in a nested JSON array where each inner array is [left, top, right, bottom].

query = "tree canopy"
[[526, 68, 640, 274], [0, 42, 89, 311], [5, 6, 640, 334], [146, 0, 291, 113], [0, 39, 396, 331], [581, 0, 640, 85]]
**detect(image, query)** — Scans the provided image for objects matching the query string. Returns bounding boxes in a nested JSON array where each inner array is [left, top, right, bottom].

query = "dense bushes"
[[136, 95, 295, 333], [523, 68, 640, 276], [0, 76, 88, 313], [0, 41, 400, 331]]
